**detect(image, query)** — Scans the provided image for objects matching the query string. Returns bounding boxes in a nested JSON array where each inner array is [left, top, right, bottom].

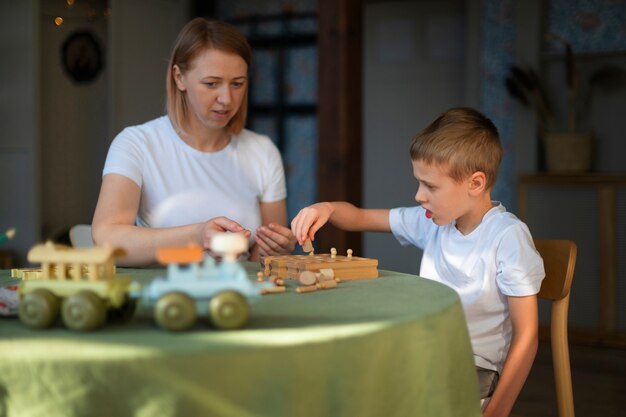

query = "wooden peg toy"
[[261, 286, 286, 295], [257, 271, 264, 282], [318, 268, 335, 281], [330, 248, 337, 259], [261, 251, 379, 281], [302, 238, 314, 254], [298, 271, 317, 286], [347, 249, 353, 258], [296, 285, 318, 294], [316, 280, 337, 290]]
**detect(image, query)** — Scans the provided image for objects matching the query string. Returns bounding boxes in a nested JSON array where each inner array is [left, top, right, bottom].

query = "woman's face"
[[174, 48, 247, 131]]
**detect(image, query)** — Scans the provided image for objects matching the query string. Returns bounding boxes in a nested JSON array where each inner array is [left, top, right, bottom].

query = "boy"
[[291, 108, 544, 416]]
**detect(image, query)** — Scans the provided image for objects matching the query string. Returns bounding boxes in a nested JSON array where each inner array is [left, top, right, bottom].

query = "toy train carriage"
[[18, 242, 136, 331], [263, 253, 379, 281]]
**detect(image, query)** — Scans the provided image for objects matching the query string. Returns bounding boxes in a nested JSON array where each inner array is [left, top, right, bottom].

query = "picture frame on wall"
[[61, 30, 104, 84]]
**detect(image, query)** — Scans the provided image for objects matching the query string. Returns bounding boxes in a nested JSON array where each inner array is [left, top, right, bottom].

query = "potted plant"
[[505, 33, 626, 173]]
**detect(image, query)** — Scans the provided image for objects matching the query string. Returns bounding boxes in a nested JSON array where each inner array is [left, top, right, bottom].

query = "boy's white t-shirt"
[[389, 203, 544, 373], [102, 116, 286, 245]]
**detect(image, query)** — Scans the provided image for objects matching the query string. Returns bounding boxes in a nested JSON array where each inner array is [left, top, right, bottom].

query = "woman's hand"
[[290, 202, 334, 245], [254, 223, 296, 256], [200, 217, 250, 250]]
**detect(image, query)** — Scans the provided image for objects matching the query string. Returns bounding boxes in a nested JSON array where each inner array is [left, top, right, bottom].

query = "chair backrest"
[[534, 239, 577, 417], [69, 224, 94, 248]]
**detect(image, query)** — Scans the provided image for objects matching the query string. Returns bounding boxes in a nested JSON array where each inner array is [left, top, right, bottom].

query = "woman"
[[92, 18, 296, 265]]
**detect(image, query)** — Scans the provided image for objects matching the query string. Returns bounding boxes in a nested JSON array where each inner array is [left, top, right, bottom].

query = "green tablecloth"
[[0, 264, 481, 417]]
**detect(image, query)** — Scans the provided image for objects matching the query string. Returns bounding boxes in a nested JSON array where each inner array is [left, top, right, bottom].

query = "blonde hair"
[[409, 108, 503, 190], [166, 18, 252, 135]]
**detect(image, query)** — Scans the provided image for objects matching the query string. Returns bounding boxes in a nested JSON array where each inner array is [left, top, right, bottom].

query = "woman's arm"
[[482, 295, 538, 417], [92, 174, 249, 266], [291, 201, 391, 245], [252, 199, 296, 259]]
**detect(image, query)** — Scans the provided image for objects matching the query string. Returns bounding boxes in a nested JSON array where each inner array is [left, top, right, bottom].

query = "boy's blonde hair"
[[409, 107, 503, 190], [166, 18, 252, 136]]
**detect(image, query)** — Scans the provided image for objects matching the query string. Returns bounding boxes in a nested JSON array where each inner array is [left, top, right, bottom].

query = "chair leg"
[[552, 297, 575, 417]]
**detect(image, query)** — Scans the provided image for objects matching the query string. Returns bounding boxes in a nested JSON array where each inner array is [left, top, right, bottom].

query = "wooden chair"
[[69, 224, 94, 248], [534, 239, 577, 417]]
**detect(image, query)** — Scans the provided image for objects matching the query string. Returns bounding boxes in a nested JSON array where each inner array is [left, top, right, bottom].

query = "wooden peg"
[[298, 271, 317, 286], [318, 268, 334, 281], [257, 271, 264, 282], [296, 285, 318, 294], [261, 286, 286, 295], [302, 238, 314, 253], [330, 248, 337, 259], [347, 249, 353, 258], [316, 280, 337, 289]]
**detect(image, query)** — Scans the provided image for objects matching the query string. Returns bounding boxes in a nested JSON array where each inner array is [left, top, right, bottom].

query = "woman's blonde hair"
[[166, 18, 252, 135], [410, 108, 503, 190]]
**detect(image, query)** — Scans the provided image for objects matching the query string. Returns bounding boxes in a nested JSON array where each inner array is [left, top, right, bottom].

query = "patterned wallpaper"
[[547, 0, 626, 54]]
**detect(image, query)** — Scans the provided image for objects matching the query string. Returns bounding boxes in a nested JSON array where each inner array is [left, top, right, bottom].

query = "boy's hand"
[[290, 202, 334, 245], [255, 223, 297, 256]]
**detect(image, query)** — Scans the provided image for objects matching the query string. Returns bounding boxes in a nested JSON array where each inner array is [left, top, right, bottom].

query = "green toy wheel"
[[61, 291, 107, 331], [208, 291, 249, 330], [155, 292, 197, 331], [19, 289, 60, 329]]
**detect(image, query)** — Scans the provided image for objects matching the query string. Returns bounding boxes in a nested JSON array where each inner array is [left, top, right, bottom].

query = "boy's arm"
[[483, 295, 538, 417], [291, 202, 390, 245]]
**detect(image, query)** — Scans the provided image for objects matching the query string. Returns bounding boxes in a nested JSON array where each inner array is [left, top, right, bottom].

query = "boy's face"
[[411, 159, 473, 227]]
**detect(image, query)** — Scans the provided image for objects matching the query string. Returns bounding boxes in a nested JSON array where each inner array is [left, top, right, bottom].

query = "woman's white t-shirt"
[[103, 116, 286, 245]]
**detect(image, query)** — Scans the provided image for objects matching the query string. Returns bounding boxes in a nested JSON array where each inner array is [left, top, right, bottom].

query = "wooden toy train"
[[15, 233, 272, 332]]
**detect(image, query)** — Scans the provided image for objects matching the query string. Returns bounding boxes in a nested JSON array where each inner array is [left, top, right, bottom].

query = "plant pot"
[[543, 133, 593, 173]]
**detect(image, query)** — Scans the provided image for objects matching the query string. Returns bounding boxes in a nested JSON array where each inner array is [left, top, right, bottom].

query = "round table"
[[0, 264, 481, 417]]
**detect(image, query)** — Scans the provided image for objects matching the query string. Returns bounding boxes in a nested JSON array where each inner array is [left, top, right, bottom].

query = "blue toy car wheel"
[[155, 292, 197, 331], [208, 291, 249, 330]]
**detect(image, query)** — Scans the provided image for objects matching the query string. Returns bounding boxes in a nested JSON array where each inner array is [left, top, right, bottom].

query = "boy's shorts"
[[477, 366, 499, 398]]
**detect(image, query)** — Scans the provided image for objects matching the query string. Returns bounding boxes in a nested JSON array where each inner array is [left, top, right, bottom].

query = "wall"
[[40, 0, 110, 239], [362, 0, 541, 275], [0, 0, 189, 265], [41, 0, 191, 242], [0, 1, 40, 266], [109, 0, 191, 136], [362, 0, 470, 274]]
